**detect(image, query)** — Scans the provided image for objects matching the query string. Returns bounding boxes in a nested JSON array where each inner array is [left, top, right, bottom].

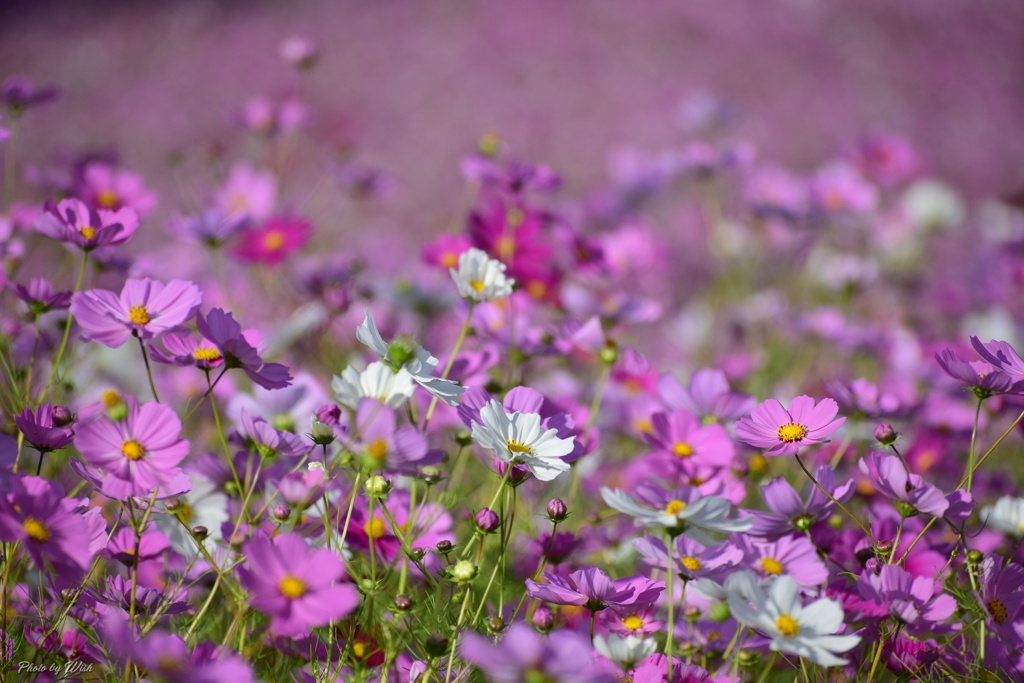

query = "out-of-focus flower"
[[167, 209, 247, 247], [659, 368, 755, 424], [279, 35, 320, 69], [848, 131, 918, 187], [233, 216, 311, 266], [0, 475, 93, 578], [12, 278, 72, 316], [460, 622, 616, 683], [215, 163, 277, 222], [748, 465, 854, 537], [594, 633, 658, 669], [77, 162, 158, 216], [0, 75, 60, 114], [35, 198, 139, 251], [726, 572, 859, 667], [237, 532, 359, 637], [196, 308, 292, 389], [809, 162, 877, 215], [70, 278, 202, 348], [237, 96, 308, 137], [735, 396, 845, 457], [601, 485, 752, 540], [450, 247, 514, 302], [982, 496, 1024, 537]]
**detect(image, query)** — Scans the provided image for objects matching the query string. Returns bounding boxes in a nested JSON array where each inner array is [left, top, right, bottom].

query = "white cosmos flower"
[[982, 496, 1024, 537], [331, 361, 415, 410], [450, 247, 515, 302], [471, 399, 573, 482], [356, 308, 465, 406], [726, 571, 859, 667], [593, 634, 658, 669], [600, 487, 752, 543], [153, 475, 229, 555]]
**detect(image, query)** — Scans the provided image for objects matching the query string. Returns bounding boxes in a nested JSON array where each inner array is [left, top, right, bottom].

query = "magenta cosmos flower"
[[194, 308, 292, 389], [735, 396, 845, 456], [73, 398, 191, 500], [15, 403, 74, 453], [233, 216, 311, 266], [70, 278, 202, 348], [237, 532, 359, 637]]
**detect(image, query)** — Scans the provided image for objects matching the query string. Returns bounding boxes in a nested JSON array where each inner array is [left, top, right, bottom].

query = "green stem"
[[795, 453, 874, 543], [666, 534, 676, 680], [423, 302, 475, 428], [138, 337, 161, 403], [40, 251, 88, 402], [965, 396, 983, 494]]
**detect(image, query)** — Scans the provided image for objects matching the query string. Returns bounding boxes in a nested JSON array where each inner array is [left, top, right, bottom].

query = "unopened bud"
[[532, 606, 554, 632], [475, 508, 501, 533], [272, 504, 291, 521], [316, 404, 341, 427], [874, 423, 897, 445], [599, 342, 618, 366], [486, 616, 504, 634], [191, 525, 208, 540], [451, 560, 477, 583], [51, 406, 74, 427], [364, 475, 391, 497], [421, 465, 442, 485], [310, 418, 335, 445], [394, 594, 413, 611], [709, 602, 731, 622], [967, 549, 984, 565], [436, 539, 453, 554], [546, 498, 569, 522]]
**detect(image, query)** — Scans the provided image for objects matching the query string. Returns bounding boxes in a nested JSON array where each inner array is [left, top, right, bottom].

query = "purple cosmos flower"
[[935, 347, 1012, 396], [659, 368, 755, 424], [809, 161, 877, 215], [735, 396, 845, 456], [632, 656, 713, 683], [15, 404, 74, 453], [70, 278, 202, 348], [237, 532, 359, 637], [824, 377, 905, 419], [856, 564, 956, 636], [344, 399, 433, 473], [885, 636, 940, 678], [633, 535, 743, 582], [858, 451, 951, 518], [236, 410, 306, 459], [276, 468, 328, 511], [77, 162, 157, 216], [104, 526, 170, 565], [1, 75, 60, 113], [103, 615, 255, 683], [460, 622, 616, 683], [196, 308, 292, 389], [0, 476, 93, 578], [749, 465, 855, 538], [35, 197, 139, 251], [526, 567, 657, 612], [978, 558, 1024, 646], [12, 278, 72, 316], [73, 398, 191, 500], [643, 409, 735, 469], [971, 337, 1024, 393], [167, 209, 247, 247], [732, 534, 829, 586], [347, 489, 454, 576]]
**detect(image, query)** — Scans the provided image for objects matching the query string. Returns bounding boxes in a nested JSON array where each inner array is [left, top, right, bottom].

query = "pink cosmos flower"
[[195, 308, 292, 389], [232, 216, 311, 266], [70, 278, 202, 348], [77, 162, 158, 216], [73, 398, 191, 500], [237, 532, 359, 637], [735, 396, 845, 456]]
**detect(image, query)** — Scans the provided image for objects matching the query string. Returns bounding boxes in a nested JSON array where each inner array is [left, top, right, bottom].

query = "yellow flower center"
[[365, 517, 387, 540], [177, 503, 193, 525], [102, 389, 123, 408], [664, 499, 687, 515], [121, 440, 145, 461], [761, 557, 784, 575], [441, 252, 459, 269], [79, 226, 97, 240], [497, 235, 516, 260], [989, 598, 1010, 624], [749, 454, 769, 474], [263, 229, 285, 251], [777, 423, 807, 443], [776, 613, 800, 637], [367, 439, 389, 461], [23, 517, 50, 542], [507, 440, 533, 456], [128, 305, 151, 325], [278, 575, 306, 598], [193, 347, 222, 362], [634, 418, 654, 434], [681, 556, 702, 572], [506, 207, 525, 227], [526, 281, 547, 299], [97, 189, 119, 208], [352, 641, 366, 660], [622, 615, 644, 631], [672, 442, 695, 458], [470, 279, 486, 293]]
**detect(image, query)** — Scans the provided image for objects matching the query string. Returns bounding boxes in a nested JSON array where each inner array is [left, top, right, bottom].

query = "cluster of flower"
[[4, 33, 1024, 683]]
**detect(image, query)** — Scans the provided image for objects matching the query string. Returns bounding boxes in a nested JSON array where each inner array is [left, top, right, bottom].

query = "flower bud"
[[684, 605, 702, 621], [364, 475, 391, 497], [51, 406, 74, 427], [967, 549, 984, 565], [272, 504, 291, 521], [310, 418, 335, 445], [420, 465, 442, 485], [272, 414, 296, 432], [191, 525, 208, 540], [394, 594, 413, 611], [475, 508, 501, 534], [451, 560, 477, 583], [546, 498, 568, 522], [411, 548, 426, 561], [599, 342, 618, 366], [532, 606, 554, 632], [875, 539, 894, 557], [436, 539, 453, 554], [874, 423, 897, 445], [486, 616, 504, 634], [316, 404, 341, 427], [164, 497, 184, 513], [709, 602, 731, 622], [455, 431, 473, 448], [107, 401, 129, 422]]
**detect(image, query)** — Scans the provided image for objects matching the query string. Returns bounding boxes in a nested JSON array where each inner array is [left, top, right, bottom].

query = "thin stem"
[[182, 367, 228, 423], [444, 586, 473, 683], [965, 396, 983, 493], [865, 623, 890, 682], [138, 337, 161, 403], [40, 251, 88, 402], [757, 651, 779, 683], [423, 302, 475, 428], [665, 534, 676, 681], [795, 453, 874, 543]]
